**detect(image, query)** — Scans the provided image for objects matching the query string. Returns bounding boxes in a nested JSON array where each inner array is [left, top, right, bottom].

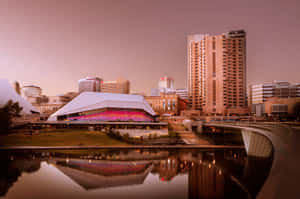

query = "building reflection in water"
[[0, 148, 273, 199], [53, 159, 153, 190], [0, 155, 41, 197], [188, 160, 225, 199]]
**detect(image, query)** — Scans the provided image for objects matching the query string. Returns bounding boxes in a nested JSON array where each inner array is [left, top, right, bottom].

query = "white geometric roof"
[[53, 160, 152, 190], [48, 92, 155, 121], [0, 79, 39, 114]]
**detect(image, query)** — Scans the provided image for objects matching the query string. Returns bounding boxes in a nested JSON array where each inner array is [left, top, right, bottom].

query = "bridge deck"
[[0, 145, 244, 150]]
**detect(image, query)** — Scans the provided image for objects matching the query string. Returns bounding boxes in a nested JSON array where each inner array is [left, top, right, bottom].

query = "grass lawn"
[[0, 129, 129, 147]]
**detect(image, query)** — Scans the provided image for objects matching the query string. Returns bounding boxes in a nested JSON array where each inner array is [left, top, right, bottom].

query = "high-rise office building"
[[101, 78, 130, 94], [249, 81, 300, 105], [78, 77, 102, 93], [158, 76, 174, 89], [187, 30, 247, 115], [151, 76, 176, 96]]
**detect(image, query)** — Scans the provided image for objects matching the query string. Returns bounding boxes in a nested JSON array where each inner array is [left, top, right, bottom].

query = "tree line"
[[0, 100, 23, 134]]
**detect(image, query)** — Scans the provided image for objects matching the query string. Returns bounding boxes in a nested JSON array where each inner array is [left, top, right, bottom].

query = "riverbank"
[[0, 129, 130, 147], [0, 145, 245, 150]]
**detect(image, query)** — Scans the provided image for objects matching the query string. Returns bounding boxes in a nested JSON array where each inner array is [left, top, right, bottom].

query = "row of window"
[[150, 99, 177, 111]]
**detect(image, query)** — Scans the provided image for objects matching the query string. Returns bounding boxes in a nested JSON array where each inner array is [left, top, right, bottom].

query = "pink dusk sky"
[[1, 0, 299, 95]]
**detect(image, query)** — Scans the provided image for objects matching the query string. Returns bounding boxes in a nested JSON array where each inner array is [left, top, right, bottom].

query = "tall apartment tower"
[[187, 30, 247, 115]]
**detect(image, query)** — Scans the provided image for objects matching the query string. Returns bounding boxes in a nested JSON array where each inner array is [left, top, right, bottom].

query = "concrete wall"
[[115, 129, 168, 138]]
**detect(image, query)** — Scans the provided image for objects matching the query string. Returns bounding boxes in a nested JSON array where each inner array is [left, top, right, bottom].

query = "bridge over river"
[[1, 122, 299, 198], [200, 122, 300, 199]]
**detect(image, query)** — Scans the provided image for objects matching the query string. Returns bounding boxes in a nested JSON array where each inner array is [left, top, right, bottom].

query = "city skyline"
[[1, 0, 300, 96]]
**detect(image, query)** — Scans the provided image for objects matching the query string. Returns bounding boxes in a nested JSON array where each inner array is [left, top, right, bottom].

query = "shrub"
[[293, 102, 300, 121], [123, 133, 130, 141], [115, 131, 121, 138], [0, 100, 23, 134], [167, 123, 173, 131], [168, 131, 180, 138]]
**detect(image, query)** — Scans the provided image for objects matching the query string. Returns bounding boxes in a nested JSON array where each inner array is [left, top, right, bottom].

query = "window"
[[172, 100, 176, 110], [212, 37, 216, 50], [212, 52, 216, 76], [213, 80, 216, 105]]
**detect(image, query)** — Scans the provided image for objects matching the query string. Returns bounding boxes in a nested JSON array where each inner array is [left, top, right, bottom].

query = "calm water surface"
[[0, 149, 272, 199]]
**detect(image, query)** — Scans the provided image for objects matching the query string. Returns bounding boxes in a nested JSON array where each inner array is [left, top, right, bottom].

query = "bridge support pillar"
[[241, 129, 272, 158], [196, 122, 203, 133]]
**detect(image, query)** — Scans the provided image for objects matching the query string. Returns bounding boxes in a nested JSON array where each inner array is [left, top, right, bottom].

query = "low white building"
[[0, 79, 39, 114]]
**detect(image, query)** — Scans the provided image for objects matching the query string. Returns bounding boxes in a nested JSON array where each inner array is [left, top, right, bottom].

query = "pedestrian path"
[[177, 130, 211, 145]]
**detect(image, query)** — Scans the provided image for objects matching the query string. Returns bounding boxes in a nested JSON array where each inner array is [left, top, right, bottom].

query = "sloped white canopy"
[[48, 92, 155, 121], [0, 79, 39, 114]]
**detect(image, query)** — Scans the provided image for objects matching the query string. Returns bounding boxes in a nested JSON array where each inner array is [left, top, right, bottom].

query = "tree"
[[293, 102, 300, 121], [0, 100, 23, 133]]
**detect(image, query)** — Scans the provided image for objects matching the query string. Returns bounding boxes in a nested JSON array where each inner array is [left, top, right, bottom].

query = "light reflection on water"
[[0, 149, 272, 199]]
